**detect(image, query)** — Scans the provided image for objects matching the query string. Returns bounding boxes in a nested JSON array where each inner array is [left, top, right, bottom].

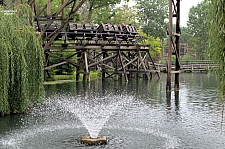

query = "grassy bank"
[[44, 71, 101, 85]]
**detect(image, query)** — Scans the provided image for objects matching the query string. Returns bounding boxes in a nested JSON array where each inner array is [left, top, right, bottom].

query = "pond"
[[0, 73, 224, 149]]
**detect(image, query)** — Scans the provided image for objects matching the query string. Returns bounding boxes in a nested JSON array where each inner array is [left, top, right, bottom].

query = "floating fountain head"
[[56, 93, 132, 145], [80, 136, 107, 145]]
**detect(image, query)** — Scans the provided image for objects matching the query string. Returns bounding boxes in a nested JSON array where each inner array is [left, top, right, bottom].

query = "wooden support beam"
[[167, 0, 181, 91], [76, 51, 81, 82], [138, 52, 150, 80], [43, 0, 87, 49], [36, 0, 53, 17], [118, 57, 138, 71], [14, 0, 20, 6], [45, 51, 78, 67], [45, 61, 68, 70], [44, 53, 77, 70], [48, 45, 149, 51], [171, 70, 181, 74], [88, 53, 117, 67], [118, 50, 128, 82], [61, 0, 65, 22], [28, 0, 35, 6], [137, 52, 147, 68], [174, 0, 181, 90], [172, 32, 181, 37], [102, 51, 107, 80], [167, 0, 173, 92], [83, 51, 90, 82], [147, 50, 160, 78], [47, 0, 51, 17]]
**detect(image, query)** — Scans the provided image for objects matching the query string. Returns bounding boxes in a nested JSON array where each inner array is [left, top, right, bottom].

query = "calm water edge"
[[0, 73, 224, 149]]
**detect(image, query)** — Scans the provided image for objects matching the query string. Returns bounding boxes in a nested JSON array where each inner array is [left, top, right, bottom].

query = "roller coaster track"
[[25, 0, 160, 82], [3, 0, 184, 82]]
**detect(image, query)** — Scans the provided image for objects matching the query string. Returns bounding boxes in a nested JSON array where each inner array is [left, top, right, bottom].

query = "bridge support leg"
[[102, 51, 106, 81], [167, 0, 181, 91], [76, 51, 81, 82], [44, 50, 51, 81], [83, 51, 90, 82], [174, 0, 180, 90], [118, 50, 128, 82]]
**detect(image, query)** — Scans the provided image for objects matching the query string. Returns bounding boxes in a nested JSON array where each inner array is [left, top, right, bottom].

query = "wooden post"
[[167, 0, 180, 91], [83, 51, 90, 82], [136, 50, 140, 80], [76, 51, 81, 82], [102, 51, 106, 80], [127, 52, 131, 79], [14, 0, 20, 6], [47, 0, 51, 17], [118, 50, 128, 82], [166, 0, 173, 92], [174, 0, 181, 90], [61, 0, 64, 24], [115, 52, 119, 80]]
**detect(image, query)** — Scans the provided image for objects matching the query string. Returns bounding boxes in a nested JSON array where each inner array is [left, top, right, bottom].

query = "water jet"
[[80, 136, 107, 145]]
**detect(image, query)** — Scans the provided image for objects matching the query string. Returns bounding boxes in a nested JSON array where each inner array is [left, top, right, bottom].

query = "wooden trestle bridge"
[[41, 22, 160, 82], [31, 0, 160, 82], [2, 0, 181, 91]]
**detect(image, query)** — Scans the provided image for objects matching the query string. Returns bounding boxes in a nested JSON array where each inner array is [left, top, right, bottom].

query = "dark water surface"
[[0, 73, 225, 149]]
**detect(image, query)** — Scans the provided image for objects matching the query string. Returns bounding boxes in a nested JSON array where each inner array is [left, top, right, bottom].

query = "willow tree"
[[208, 0, 225, 96], [0, 4, 44, 115]]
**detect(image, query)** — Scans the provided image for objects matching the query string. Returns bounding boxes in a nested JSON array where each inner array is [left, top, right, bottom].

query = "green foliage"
[[180, 55, 196, 61], [92, 4, 138, 26], [0, 4, 44, 115], [78, 0, 126, 23], [208, 0, 225, 96], [138, 29, 161, 58], [91, 6, 117, 24], [136, 0, 168, 39], [187, 0, 209, 59], [110, 5, 139, 26], [49, 51, 76, 75]]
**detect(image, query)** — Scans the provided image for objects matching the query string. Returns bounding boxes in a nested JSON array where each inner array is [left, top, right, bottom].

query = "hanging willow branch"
[[208, 0, 225, 97], [0, 4, 44, 115]]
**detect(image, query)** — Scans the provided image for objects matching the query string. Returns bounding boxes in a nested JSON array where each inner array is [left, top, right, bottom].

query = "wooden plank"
[[117, 57, 138, 71], [118, 50, 128, 82], [45, 51, 78, 67], [114, 71, 129, 74], [45, 61, 67, 70], [170, 70, 181, 74], [127, 69, 160, 73], [172, 32, 181, 37], [88, 53, 117, 67], [48, 45, 149, 51], [47, 0, 51, 17]]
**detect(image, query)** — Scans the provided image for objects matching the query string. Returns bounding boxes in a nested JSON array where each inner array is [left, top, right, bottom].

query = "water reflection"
[[1, 73, 225, 149], [166, 91, 180, 122]]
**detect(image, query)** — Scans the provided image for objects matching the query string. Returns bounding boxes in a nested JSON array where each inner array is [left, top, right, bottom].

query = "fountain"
[[54, 92, 133, 145]]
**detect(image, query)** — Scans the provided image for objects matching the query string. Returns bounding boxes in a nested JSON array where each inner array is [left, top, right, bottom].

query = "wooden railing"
[[179, 60, 217, 65], [151, 60, 218, 73]]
